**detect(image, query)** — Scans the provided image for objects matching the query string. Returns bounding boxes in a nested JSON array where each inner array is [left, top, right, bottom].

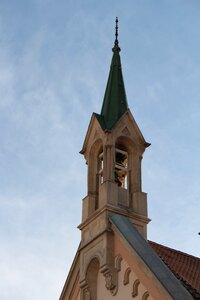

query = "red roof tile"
[[149, 241, 200, 298]]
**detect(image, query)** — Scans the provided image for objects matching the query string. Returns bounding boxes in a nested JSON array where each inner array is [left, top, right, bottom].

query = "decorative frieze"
[[115, 255, 123, 272], [142, 291, 149, 300], [123, 267, 131, 285], [132, 278, 140, 297]]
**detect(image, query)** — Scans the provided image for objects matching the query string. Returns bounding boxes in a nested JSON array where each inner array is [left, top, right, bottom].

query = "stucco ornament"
[[123, 267, 131, 285], [142, 291, 149, 300], [105, 272, 115, 290], [83, 288, 91, 300], [132, 279, 140, 297], [103, 270, 118, 296], [101, 255, 123, 296]]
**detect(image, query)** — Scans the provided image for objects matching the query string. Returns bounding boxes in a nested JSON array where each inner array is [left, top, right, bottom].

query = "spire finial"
[[112, 17, 121, 52]]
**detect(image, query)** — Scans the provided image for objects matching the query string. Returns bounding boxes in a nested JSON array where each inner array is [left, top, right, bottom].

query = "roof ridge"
[[148, 240, 200, 261]]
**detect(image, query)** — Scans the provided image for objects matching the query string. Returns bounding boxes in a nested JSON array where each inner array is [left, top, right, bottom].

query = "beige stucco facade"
[[60, 234, 173, 300]]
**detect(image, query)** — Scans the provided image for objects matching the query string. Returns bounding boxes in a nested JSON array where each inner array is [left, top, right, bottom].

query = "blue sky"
[[0, 1, 200, 299]]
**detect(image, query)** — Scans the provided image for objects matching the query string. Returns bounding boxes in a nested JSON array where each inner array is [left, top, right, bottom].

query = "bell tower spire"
[[78, 19, 151, 297], [100, 17, 128, 129], [80, 19, 150, 239]]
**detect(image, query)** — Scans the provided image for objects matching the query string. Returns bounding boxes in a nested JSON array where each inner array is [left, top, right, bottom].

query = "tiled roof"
[[149, 241, 200, 299]]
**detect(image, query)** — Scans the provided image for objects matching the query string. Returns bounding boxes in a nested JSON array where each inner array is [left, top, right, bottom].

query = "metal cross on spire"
[[112, 17, 121, 52]]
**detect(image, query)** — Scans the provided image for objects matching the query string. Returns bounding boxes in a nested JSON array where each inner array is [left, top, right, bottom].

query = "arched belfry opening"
[[114, 135, 145, 209], [87, 139, 103, 212], [115, 137, 132, 208], [115, 147, 128, 189]]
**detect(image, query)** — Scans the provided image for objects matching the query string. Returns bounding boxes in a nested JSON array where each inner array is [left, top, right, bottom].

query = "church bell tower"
[[78, 18, 150, 298]]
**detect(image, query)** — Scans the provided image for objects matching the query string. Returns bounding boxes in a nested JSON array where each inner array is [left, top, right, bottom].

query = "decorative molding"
[[115, 255, 123, 271], [80, 279, 87, 289], [83, 287, 90, 300], [104, 269, 118, 296], [100, 254, 124, 296], [142, 291, 149, 300], [80, 283, 90, 300], [122, 126, 131, 136], [123, 267, 131, 285], [101, 266, 118, 296], [105, 272, 116, 291], [132, 279, 140, 298]]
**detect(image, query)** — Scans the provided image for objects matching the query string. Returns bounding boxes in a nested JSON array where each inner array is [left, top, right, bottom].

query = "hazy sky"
[[0, 1, 200, 299]]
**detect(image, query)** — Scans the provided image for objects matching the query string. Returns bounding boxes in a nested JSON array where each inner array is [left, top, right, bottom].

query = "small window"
[[115, 149, 128, 188], [98, 152, 103, 184]]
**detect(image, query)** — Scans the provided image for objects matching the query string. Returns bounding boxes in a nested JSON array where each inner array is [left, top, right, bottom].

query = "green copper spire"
[[100, 17, 128, 129]]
